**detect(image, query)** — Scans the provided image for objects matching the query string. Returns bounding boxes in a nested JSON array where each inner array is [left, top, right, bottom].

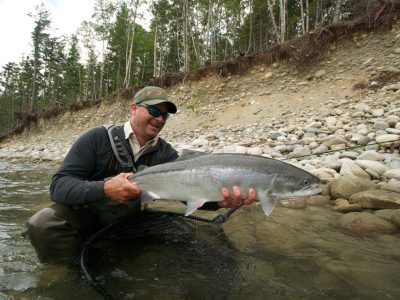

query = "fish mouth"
[[275, 184, 322, 199]]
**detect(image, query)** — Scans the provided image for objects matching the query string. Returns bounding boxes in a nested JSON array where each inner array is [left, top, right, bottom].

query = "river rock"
[[372, 109, 385, 117], [354, 103, 371, 112], [355, 159, 388, 175], [323, 136, 348, 148], [335, 198, 349, 206], [380, 179, 400, 193], [383, 168, 400, 180], [392, 210, 400, 228], [339, 212, 397, 235], [375, 134, 399, 143], [349, 190, 400, 209], [323, 155, 341, 170], [373, 121, 389, 130], [340, 159, 370, 179], [334, 203, 362, 213], [279, 198, 307, 209], [329, 175, 377, 199], [306, 195, 330, 206], [358, 150, 385, 161], [374, 209, 400, 222], [247, 147, 263, 156]]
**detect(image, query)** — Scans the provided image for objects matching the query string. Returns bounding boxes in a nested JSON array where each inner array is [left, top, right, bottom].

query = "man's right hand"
[[104, 172, 141, 203]]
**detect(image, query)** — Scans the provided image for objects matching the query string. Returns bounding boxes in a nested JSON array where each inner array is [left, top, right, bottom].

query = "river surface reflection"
[[0, 159, 400, 299]]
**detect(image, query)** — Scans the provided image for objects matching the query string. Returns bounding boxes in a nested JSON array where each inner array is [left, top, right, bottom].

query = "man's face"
[[130, 102, 168, 142]]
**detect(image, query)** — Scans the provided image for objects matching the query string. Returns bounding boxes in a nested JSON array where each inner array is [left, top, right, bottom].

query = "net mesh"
[[80, 209, 241, 300]]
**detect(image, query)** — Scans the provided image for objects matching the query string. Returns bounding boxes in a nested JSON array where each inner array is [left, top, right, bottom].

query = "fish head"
[[271, 169, 321, 199]]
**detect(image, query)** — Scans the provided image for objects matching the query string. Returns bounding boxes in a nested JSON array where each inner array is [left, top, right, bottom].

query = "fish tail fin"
[[257, 190, 277, 216]]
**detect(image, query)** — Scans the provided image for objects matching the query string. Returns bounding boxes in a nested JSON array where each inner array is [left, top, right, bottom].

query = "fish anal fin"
[[140, 191, 161, 204], [185, 199, 207, 216]]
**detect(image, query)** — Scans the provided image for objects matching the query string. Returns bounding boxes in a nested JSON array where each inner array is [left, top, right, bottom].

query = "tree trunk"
[[124, 0, 139, 88], [246, 0, 253, 55], [305, 0, 309, 33], [30, 61, 37, 113], [183, 0, 190, 71], [279, 0, 287, 42], [300, 0, 305, 34], [266, 0, 280, 43], [153, 12, 159, 77], [206, 0, 212, 62], [333, 0, 342, 23]]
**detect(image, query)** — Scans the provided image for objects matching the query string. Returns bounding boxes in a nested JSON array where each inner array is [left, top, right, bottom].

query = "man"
[[26, 86, 256, 263]]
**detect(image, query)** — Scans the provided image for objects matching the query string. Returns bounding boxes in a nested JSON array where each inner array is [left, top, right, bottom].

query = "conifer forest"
[[0, 0, 388, 134]]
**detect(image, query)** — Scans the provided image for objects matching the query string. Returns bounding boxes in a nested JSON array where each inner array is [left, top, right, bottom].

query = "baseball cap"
[[133, 86, 177, 113]]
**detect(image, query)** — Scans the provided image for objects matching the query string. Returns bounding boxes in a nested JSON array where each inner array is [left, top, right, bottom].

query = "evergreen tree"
[[28, 3, 51, 113], [64, 35, 83, 104]]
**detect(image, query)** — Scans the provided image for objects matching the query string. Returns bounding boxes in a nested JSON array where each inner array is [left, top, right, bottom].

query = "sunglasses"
[[138, 104, 169, 120]]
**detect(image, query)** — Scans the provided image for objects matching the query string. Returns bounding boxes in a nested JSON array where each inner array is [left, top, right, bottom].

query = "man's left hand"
[[218, 186, 256, 208]]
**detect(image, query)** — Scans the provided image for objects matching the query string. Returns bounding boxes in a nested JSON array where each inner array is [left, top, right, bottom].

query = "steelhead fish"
[[128, 153, 321, 216]]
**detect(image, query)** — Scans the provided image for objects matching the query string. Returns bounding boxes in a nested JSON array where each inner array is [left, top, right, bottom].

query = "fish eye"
[[302, 179, 310, 186]]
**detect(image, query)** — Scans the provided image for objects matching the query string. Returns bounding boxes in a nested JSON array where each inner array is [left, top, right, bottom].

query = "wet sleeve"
[[49, 128, 107, 206]]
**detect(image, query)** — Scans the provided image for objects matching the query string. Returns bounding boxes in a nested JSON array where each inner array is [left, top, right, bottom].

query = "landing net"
[[80, 208, 241, 299]]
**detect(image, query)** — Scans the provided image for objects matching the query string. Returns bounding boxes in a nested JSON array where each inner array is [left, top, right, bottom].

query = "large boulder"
[[349, 190, 400, 209], [329, 175, 377, 199], [339, 212, 397, 235]]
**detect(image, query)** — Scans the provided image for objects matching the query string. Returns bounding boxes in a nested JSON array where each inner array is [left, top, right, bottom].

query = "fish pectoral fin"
[[185, 199, 207, 216], [140, 191, 161, 203], [258, 190, 277, 216]]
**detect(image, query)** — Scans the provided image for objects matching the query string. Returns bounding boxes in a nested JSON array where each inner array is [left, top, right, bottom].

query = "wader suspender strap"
[[103, 124, 136, 173]]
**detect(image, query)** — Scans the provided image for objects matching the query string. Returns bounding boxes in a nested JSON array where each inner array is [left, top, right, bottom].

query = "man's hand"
[[218, 186, 256, 208], [104, 172, 141, 204]]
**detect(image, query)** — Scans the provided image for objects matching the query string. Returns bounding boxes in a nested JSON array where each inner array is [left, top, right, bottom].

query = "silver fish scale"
[[133, 165, 276, 203], [130, 153, 320, 204]]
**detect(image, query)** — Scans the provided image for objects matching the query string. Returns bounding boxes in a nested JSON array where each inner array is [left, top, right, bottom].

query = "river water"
[[1, 159, 400, 299]]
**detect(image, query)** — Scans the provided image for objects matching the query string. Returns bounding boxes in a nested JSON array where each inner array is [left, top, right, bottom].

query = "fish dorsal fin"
[[176, 149, 207, 162], [185, 199, 206, 216], [257, 190, 277, 216]]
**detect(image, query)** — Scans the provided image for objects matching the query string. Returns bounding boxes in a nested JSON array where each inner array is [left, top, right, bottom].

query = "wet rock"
[[334, 198, 349, 206], [279, 198, 307, 209], [374, 209, 400, 222], [329, 175, 377, 199], [334, 203, 362, 213], [306, 195, 330, 206], [339, 212, 397, 235], [349, 190, 400, 209], [392, 210, 400, 228]]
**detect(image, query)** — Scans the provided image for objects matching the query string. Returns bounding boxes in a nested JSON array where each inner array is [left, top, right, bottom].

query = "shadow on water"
[[1, 159, 400, 299]]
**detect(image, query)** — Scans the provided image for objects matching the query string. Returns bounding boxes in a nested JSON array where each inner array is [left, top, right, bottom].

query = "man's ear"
[[130, 103, 137, 114]]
